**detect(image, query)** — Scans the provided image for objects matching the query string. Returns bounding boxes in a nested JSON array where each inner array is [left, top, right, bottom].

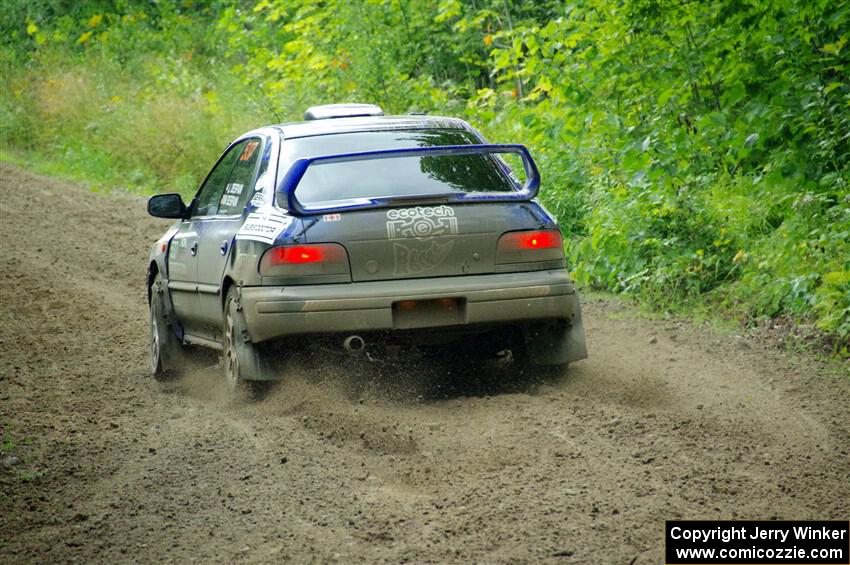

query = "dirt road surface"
[[1, 164, 848, 564]]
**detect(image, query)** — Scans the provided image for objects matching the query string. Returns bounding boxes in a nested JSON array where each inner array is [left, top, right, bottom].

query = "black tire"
[[514, 324, 569, 381], [223, 287, 273, 399], [149, 273, 190, 380]]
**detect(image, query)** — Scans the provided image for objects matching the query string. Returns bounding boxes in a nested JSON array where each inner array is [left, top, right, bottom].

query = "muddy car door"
[[166, 218, 200, 326], [194, 138, 268, 340], [168, 143, 242, 338]]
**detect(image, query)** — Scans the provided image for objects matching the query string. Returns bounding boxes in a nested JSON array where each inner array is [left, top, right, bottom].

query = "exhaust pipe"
[[343, 335, 365, 354]]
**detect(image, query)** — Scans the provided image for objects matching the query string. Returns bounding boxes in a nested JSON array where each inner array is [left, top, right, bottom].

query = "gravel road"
[[1, 164, 848, 564]]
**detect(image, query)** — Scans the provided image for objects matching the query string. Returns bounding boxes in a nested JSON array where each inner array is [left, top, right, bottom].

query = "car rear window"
[[276, 129, 518, 209]]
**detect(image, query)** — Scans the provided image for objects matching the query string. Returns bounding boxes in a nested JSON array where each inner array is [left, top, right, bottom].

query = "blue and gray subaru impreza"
[[147, 104, 587, 392]]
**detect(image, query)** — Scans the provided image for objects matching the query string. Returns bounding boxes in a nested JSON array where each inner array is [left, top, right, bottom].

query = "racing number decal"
[[239, 141, 259, 162]]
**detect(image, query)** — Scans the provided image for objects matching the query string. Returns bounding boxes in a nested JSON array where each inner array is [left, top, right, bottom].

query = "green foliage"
[[1, 0, 847, 351], [0, 1, 269, 197]]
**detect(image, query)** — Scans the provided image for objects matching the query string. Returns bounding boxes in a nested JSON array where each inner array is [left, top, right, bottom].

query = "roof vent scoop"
[[304, 103, 384, 121]]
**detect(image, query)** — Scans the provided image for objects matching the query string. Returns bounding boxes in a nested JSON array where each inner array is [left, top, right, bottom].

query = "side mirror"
[[147, 193, 187, 219]]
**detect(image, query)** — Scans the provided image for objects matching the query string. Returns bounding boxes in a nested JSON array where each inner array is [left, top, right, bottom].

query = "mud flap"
[[153, 275, 184, 342], [522, 302, 588, 366], [230, 286, 276, 381]]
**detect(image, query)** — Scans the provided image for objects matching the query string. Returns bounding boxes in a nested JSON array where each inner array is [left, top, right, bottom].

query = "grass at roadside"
[[1, 146, 137, 194]]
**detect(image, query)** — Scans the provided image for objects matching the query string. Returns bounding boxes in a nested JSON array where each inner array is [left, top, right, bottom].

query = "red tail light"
[[260, 243, 350, 281], [496, 229, 565, 268], [266, 244, 345, 265], [497, 230, 563, 252]]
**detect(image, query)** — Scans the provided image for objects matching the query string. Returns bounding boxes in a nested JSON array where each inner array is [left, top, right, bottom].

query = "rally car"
[[147, 104, 587, 391]]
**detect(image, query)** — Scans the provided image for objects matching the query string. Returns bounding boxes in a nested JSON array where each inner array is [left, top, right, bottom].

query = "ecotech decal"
[[385, 206, 458, 239], [386, 206, 459, 276]]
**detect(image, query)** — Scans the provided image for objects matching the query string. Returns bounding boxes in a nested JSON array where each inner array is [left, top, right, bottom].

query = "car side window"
[[250, 142, 273, 203], [218, 138, 263, 216], [191, 141, 245, 218]]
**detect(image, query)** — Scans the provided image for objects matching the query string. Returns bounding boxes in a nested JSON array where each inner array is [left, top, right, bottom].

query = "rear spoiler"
[[276, 144, 540, 216]]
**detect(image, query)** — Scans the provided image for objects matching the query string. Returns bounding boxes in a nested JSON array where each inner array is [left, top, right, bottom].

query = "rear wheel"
[[149, 274, 190, 380], [223, 287, 273, 398]]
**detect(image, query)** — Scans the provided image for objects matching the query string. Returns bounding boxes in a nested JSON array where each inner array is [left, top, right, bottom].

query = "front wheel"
[[223, 287, 273, 398], [150, 274, 190, 380]]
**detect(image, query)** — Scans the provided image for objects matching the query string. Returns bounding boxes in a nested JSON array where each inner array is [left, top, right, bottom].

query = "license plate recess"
[[391, 297, 465, 329]]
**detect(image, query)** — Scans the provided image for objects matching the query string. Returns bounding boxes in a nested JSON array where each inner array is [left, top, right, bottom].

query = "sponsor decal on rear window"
[[248, 172, 270, 208]]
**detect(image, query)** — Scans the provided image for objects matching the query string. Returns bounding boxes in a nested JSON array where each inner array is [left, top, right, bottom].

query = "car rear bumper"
[[240, 269, 583, 343]]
